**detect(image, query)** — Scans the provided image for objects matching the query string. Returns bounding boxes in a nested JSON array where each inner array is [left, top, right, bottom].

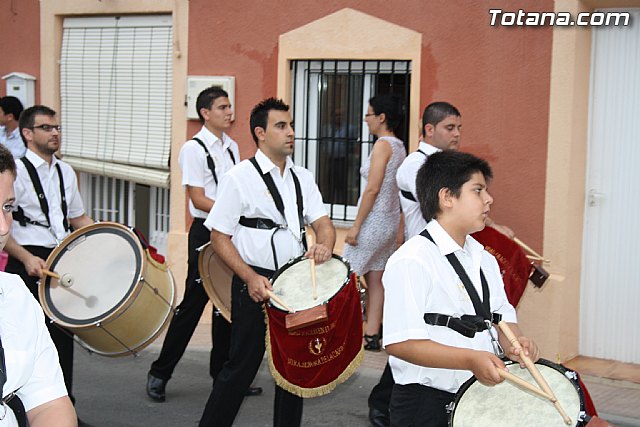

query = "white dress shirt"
[[0, 272, 68, 426], [396, 141, 440, 239], [205, 149, 327, 271], [178, 126, 240, 219], [382, 220, 517, 393], [11, 150, 85, 247], [0, 126, 26, 159]]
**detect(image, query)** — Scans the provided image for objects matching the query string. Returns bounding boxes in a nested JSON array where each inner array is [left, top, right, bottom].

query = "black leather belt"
[[423, 313, 502, 338], [239, 216, 283, 230]]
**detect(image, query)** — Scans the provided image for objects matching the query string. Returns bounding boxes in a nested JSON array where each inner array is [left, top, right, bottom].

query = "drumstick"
[[497, 369, 553, 401], [498, 321, 572, 425], [267, 291, 294, 313], [513, 237, 550, 263], [41, 269, 60, 280], [308, 233, 318, 300]]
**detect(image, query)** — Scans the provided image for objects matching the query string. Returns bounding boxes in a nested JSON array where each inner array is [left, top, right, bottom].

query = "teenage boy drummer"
[[382, 150, 539, 426]]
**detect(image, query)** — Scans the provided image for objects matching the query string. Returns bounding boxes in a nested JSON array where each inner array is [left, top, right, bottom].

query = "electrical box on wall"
[[186, 76, 235, 120], [2, 72, 36, 108]]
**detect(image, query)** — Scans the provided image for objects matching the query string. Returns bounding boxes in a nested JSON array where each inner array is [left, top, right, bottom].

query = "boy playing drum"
[[383, 150, 539, 426]]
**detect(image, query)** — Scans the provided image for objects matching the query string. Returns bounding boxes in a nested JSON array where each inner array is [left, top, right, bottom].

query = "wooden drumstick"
[[513, 237, 550, 263], [497, 369, 553, 401], [498, 321, 572, 425], [41, 269, 60, 280], [308, 233, 318, 300], [267, 291, 294, 313]]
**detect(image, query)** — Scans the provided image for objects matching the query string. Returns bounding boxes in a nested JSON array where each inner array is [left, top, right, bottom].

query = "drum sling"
[[12, 157, 69, 232], [191, 137, 236, 185], [419, 229, 503, 356], [0, 337, 28, 427], [239, 157, 307, 270]]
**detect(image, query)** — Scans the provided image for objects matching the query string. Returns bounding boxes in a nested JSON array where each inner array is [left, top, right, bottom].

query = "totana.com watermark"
[[489, 9, 631, 26]]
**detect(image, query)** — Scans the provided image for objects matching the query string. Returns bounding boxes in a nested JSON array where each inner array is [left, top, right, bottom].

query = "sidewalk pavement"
[[72, 322, 640, 426]]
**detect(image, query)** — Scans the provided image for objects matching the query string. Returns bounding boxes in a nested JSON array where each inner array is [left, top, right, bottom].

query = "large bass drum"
[[197, 242, 233, 322], [39, 222, 177, 357]]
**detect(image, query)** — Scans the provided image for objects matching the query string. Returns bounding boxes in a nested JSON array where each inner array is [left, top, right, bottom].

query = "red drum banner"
[[265, 272, 364, 398], [471, 227, 531, 307]]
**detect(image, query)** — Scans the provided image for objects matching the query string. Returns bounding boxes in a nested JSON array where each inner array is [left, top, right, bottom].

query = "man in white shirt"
[[4, 105, 93, 424], [199, 98, 336, 427], [384, 150, 537, 426], [0, 143, 76, 427], [146, 87, 263, 402], [0, 96, 26, 159]]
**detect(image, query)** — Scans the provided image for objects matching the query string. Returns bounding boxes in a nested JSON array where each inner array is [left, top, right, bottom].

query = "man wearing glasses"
[[4, 105, 93, 426]]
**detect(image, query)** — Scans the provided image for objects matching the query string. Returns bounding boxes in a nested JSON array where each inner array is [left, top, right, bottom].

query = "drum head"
[[40, 223, 144, 327], [198, 243, 233, 322], [450, 359, 584, 427], [270, 255, 350, 312]]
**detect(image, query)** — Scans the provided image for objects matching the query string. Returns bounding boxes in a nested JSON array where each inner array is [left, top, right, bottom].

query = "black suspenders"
[[239, 157, 307, 270], [192, 137, 236, 185], [12, 157, 69, 232], [400, 149, 428, 202]]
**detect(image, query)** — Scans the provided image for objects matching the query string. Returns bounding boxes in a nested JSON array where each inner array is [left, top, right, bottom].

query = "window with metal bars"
[[291, 60, 411, 222]]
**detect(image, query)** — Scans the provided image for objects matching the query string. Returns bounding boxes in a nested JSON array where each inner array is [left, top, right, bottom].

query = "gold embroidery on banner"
[[308, 337, 326, 356], [287, 345, 345, 368], [288, 321, 336, 337]]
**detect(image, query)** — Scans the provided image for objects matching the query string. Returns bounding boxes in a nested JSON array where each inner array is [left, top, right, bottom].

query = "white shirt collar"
[[254, 149, 294, 177], [426, 219, 484, 257], [25, 148, 58, 169], [199, 126, 231, 150], [419, 141, 440, 155]]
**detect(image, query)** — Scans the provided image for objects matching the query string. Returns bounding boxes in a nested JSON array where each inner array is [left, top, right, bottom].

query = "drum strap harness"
[[239, 157, 307, 270], [420, 229, 504, 357], [0, 337, 28, 427], [192, 137, 236, 185], [12, 157, 70, 234], [400, 149, 427, 202]]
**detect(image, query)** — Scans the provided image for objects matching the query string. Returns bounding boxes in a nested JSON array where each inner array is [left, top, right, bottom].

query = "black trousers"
[[150, 219, 231, 381], [6, 246, 75, 399], [389, 383, 455, 427], [368, 362, 394, 415], [199, 269, 303, 427]]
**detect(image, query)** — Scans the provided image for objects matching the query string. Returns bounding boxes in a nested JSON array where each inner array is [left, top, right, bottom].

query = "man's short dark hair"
[[416, 150, 493, 221], [0, 144, 16, 177], [421, 102, 461, 137], [0, 96, 24, 122], [249, 98, 289, 145], [19, 105, 57, 145], [195, 87, 229, 123], [369, 93, 404, 133]]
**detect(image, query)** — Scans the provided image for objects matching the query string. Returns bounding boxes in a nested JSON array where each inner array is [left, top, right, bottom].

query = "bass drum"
[[197, 242, 233, 323], [39, 222, 177, 357]]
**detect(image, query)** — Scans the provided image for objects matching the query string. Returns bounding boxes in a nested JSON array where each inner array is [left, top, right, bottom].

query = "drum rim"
[[197, 242, 232, 323], [267, 254, 353, 313], [448, 357, 585, 427], [40, 222, 144, 328]]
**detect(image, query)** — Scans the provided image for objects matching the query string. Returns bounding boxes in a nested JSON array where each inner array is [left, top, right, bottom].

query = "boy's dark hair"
[[421, 102, 461, 137], [416, 150, 492, 221], [0, 96, 24, 122], [196, 87, 229, 123], [369, 93, 404, 133], [19, 105, 57, 145], [0, 144, 17, 177], [249, 98, 289, 145]]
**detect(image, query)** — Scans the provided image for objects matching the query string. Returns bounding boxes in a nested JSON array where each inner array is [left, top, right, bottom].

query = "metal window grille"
[[291, 60, 411, 222]]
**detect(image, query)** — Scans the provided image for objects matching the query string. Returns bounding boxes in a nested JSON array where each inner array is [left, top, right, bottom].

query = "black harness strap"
[[0, 337, 28, 427], [400, 149, 428, 202], [242, 157, 307, 270], [192, 137, 236, 185], [13, 157, 69, 232]]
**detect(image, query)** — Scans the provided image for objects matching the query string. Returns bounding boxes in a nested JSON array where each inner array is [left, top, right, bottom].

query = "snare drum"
[[449, 358, 586, 427], [197, 242, 233, 322], [265, 255, 364, 398], [39, 222, 177, 357]]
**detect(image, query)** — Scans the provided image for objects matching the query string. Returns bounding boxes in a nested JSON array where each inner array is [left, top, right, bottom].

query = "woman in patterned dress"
[[342, 94, 406, 351]]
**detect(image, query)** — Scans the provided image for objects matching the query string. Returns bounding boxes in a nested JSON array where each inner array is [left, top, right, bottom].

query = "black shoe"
[[146, 373, 167, 402], [368, 406, 390, 427], [245, 386, 263, 396], [364, 334, 381, 351]]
